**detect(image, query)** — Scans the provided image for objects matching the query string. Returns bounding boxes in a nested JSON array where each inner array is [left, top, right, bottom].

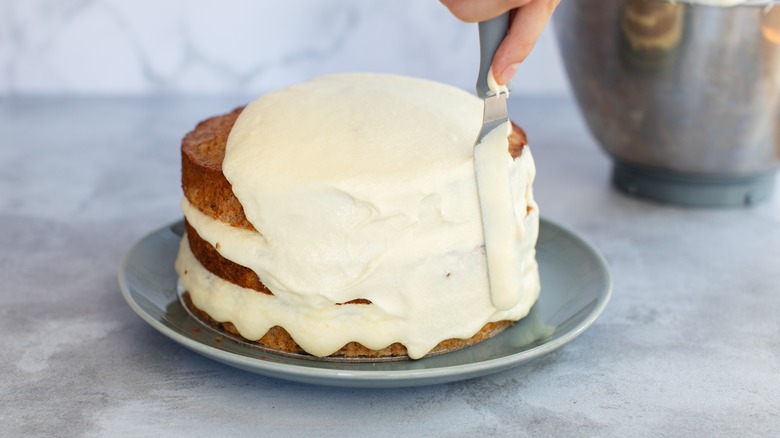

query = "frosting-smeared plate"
[[119, 219, 611, 388]]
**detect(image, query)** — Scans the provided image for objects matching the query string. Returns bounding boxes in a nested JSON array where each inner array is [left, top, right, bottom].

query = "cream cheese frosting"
[[176, 73, 541, 359], [474, 122, 528, 311], [487, 68, 509, 95]]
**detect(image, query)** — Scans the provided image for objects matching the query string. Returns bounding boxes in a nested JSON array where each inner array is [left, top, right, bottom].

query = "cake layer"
[[181, 107, 254, 230], [184, 219, 270, 295], [181, 107, 528, 231], [185, 218, 371, 304]]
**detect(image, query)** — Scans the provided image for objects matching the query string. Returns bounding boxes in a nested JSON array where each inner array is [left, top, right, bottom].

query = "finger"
[[492, 0, 560, 85], [440, 0, 534, 23]]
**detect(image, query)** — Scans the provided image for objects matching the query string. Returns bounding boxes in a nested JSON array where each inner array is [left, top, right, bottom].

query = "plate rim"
[[119, 218, 611, 386]]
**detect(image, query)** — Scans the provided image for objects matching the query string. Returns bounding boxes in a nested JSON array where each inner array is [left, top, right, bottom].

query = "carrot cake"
[[175, 73, 540, 359]]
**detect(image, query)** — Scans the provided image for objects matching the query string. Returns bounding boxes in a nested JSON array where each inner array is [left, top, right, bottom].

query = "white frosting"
[[177, 73, 541, 359], [474, 122, 528, 311], [486, 67, 509, 95]]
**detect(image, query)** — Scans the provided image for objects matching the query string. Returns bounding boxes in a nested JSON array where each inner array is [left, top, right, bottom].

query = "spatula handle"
[[476, 13, 512, 99]]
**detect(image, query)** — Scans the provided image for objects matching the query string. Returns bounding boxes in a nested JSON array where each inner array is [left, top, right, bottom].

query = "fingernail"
[[499, 63, 520, 85]]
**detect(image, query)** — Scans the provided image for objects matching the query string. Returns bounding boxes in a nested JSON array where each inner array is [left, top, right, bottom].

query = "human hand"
[[441, 0, 560, 86]]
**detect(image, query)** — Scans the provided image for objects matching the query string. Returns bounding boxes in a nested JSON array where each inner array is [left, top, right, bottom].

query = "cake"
[[175, 73, 540, 360]]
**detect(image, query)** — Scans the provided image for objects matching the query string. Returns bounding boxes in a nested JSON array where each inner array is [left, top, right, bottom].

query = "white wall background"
[[0, 0, 570, 96]]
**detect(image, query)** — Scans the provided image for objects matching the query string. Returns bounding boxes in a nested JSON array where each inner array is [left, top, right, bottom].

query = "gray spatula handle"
[[476, 13, 512, 99]]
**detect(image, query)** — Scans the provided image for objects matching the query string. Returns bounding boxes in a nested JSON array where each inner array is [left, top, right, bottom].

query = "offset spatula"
[[476, 13, 511, 142], [473, 13, 522, 311]]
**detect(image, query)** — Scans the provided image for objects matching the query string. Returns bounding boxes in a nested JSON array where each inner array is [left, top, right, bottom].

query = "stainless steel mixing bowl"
[[554, 0, 780, 206]]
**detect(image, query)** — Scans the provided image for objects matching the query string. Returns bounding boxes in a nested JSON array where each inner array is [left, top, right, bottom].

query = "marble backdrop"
[[0, 0, 569, 96]]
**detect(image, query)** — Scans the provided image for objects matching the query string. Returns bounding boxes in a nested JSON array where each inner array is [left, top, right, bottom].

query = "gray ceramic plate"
[[119, 219, 611, 388]]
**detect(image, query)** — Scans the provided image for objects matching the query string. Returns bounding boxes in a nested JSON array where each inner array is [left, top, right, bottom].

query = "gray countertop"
[[2, 96, 778, 437]]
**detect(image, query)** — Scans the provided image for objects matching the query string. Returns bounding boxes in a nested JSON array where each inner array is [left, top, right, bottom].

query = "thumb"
[[492, 0, 559, 85]]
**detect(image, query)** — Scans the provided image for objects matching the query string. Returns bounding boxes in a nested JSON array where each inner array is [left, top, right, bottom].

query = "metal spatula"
[[476, 13, 512, 142]]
